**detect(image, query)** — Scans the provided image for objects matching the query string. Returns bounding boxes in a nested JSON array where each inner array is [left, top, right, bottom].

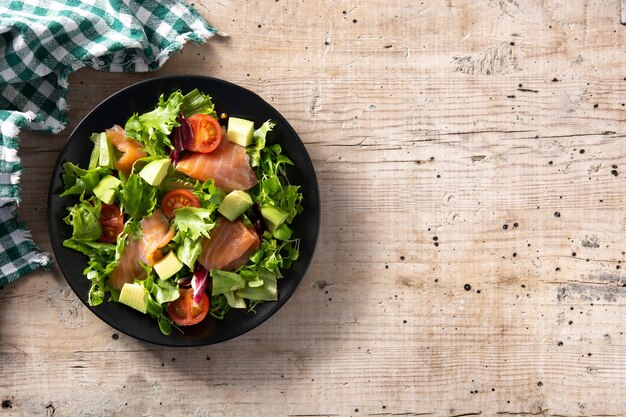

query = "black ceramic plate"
[[48, 75, 320, 347]]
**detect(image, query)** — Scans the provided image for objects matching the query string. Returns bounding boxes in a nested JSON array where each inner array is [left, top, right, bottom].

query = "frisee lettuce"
[[171, 207, 216, 241], [247, 121, 275, 168], [124, 89, 217, 157], [125, 91, 183, 156], [63, 196, 101, 241]]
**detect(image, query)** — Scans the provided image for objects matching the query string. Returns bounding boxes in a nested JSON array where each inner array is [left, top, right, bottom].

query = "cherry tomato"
[[167, 288, 209, 326], [99, 203, 123, 244], [187, 114, 222, 153], [161, 189, 201, 218]]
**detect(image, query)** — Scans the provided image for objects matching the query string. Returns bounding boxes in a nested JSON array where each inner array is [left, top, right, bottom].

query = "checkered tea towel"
[[0, 0, 217, 286]]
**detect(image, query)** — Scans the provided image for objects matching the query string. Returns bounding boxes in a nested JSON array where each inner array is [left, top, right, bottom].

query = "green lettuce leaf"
[[247, 120, 275, 168], [239, 269, 264, 288], [251, 138, 303, 231], [223, 291, 246, 308], [153, 278, 180, 305], [134, 272, 180, 336], [63, 239, 115, 258], [211, 269, 246, 295], [193, 179, 226, 210], [124, 91, 183, 156], [235, 270, 277, 301], [172, 207, 216, 241], [63, 197, 102, 241], [60, 162, 110, 197], [180, 89, 217, 117], [119, 174, 157, 220], [176, 236, 202, 269]]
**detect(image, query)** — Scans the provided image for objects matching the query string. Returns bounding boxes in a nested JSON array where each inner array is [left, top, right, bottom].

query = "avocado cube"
[[138, 158, 171, 186], [97, 132, 117, 169], [153, 251, 184, 280], [119, 283, 148, 314], [260, 206, 288, 232], [218, 190, 253, 221], [227, 117, 255, 147], [88, 134, 101, 170], [93, 174, 121, 205]]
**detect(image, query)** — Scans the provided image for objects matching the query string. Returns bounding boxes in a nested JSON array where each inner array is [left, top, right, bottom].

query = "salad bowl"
[[47, 75, 320, 346]]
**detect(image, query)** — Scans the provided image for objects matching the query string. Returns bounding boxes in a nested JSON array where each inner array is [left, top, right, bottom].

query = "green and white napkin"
[[0, 0, 216, 285]]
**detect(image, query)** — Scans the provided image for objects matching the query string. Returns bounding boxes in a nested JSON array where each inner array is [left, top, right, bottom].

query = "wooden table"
[[3, 1, 626, 416]]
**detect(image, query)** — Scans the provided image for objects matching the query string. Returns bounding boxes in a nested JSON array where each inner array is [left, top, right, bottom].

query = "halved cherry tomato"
[[99, 203, 123, 244], [187, 114, 222, 153], [167, 288, 209, 326], [161, 189, 201, 218]]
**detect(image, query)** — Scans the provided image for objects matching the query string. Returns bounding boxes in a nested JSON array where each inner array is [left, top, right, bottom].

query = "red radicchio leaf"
[[169, 113, 193, 162], [250, 203, 267, 236], [191, 265, 210, 306]]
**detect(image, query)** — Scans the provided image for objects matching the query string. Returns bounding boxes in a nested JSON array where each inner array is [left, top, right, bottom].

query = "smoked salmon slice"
[[197, 217, 260, 271], [107, 210, 175, 290], [175, 140, 258, 192], [106, 125, 147, 177]]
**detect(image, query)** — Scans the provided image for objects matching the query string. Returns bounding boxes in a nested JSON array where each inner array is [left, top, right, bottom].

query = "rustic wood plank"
[[3, 0, 626, 416]]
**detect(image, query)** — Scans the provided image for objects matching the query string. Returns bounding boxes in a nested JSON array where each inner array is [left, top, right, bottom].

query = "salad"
[[60, 89, 303, 335]]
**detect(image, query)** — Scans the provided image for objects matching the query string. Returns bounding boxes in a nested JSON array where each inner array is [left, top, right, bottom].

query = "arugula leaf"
[[193, 179, 225, 210], [63, 197, 101, 241], [209, 294, 230, 319], [158, 315, 173, 336], [254, 236, 301, 278], [247, 120, 275, 168], [172, 207, 216, 241], [119, 174, 157, 220], [253, 142, 303, 225], [239, 269, 263, 287], [124, 91, 183, 156], [60, 162, 110, 196], [180, 89, 217, 118], [281, 185, 304, 223]]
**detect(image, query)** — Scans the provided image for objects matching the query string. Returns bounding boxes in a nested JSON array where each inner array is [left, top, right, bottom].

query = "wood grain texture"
[[3, 0, 626, 416]]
